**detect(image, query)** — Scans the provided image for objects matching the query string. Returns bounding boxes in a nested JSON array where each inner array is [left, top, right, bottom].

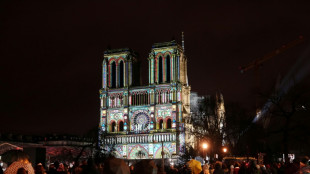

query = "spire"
[[182, 31, 185, 53], [186, 74, 189, 86]]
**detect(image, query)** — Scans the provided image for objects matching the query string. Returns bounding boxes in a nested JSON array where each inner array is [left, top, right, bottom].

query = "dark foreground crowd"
[[184, 156, 310, 174], [1, 152, 309, 174]]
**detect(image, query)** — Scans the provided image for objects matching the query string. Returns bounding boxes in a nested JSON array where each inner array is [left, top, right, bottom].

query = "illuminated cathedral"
[[99, 39, 193, 159]]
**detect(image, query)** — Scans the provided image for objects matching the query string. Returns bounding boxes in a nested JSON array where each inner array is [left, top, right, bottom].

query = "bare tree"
[[190, 96, 226, 158]]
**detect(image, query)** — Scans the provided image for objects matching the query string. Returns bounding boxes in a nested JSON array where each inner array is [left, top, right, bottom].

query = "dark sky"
[[1, 1, 310, 135]]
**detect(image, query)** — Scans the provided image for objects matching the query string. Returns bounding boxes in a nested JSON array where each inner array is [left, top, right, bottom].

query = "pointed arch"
[[119, 60, 124, 87], [159, 119, 163, 129], [158, 56, 163, 83], [111, 121, 116, 132], [167, 118, 172, 129], [119, 120, 124, 132], [111, 61, 116, 88], [166, 55, 170, 82]]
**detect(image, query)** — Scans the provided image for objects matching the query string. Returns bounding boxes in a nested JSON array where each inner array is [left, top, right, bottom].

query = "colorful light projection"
[[100, 42, 191, 160], [107, 110, 124, 133], [153, 142, 176, 158], [149, 144, 154, 155], [102, 61, 107, 89], [156, 106, 172, 119], [128, 144, 149, 159], [109, 110, 123, 120], [116, 142, 177, 159], [113, 145, 123, 158], [172, 119, 176, 128], [122, 145, 127, 156], [130, 109, 151, 132]]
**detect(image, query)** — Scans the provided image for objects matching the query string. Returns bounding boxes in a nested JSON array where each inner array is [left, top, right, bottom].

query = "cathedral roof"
[[152, 40, 178, 49], [104, 48, 133, 55]]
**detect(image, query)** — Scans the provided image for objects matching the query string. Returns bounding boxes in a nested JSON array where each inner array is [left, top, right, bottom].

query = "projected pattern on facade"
[[99, 41, 192, 159]]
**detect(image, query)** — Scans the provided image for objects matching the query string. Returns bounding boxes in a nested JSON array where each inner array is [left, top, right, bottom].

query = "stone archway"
[[128, 145, 148, 159]]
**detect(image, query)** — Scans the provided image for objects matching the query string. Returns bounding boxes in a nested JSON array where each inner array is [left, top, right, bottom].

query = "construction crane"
[[239, 35, 304, 113], [239, 35, 304, 73]]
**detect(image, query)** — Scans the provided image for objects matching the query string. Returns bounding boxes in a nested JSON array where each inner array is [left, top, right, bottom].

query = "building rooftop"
[[152, 40, 178, 49]]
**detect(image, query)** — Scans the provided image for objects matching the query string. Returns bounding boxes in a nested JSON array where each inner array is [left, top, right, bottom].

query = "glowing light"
[[223, 147, 227, 153], [202, 143, 208, 149]]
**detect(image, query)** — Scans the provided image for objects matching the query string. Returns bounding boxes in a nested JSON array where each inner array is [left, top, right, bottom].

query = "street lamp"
[[202, 143, 208, 150], [202, 143, 208, 161], [222, 147, 228, 160], [223, 147, 227, 153]]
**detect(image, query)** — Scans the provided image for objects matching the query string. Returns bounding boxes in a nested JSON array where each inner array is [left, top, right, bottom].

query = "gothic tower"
[[148, 41, 188, 86], [102, 48, 139, 90], [148, 40, 193, 147], [99, 40, 192, 160]]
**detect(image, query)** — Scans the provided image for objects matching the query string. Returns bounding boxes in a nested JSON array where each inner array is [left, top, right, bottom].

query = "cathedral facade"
[[99, 40, 192, 159]]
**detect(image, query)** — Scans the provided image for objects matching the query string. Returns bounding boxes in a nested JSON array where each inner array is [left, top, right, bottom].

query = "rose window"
[[134, 112, 150, 130]]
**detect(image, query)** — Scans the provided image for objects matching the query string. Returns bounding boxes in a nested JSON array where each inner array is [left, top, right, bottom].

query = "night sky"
[[1, 1, 310, 135]]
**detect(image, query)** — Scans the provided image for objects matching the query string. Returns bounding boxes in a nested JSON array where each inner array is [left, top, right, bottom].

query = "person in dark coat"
[[213, 163, 224, 174]]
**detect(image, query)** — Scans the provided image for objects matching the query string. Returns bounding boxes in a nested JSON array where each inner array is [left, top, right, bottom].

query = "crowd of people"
[[1, 150, 309, 174], [179, 156, 310, 174]]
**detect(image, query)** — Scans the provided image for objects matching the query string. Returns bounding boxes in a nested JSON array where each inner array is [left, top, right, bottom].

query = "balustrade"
[[104, 133, 176, 145]]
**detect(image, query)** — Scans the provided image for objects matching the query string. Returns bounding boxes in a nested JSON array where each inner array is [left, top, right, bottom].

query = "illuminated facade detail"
[[99, 41, 192, 159]]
